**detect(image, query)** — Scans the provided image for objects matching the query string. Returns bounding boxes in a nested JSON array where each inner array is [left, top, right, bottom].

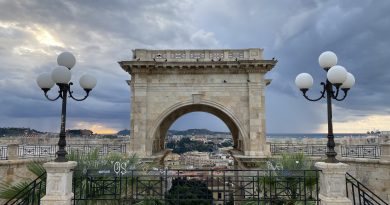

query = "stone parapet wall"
[[0, 158, 49, 184], [267, 135, 384, 145], [0, 158, 50, 204], [339, 157, 390, 203]]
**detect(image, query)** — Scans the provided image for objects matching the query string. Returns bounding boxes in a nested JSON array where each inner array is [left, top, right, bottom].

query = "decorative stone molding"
[[132, 48, 265, 61], [119, 60, 276, 75], [41, 161, 77, 205], [315, 162, 352, 205]]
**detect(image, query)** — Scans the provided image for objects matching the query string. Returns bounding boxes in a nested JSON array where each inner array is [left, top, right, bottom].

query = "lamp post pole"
[[57, 84, 68, 162], [296, 51, 355, 163], [325, 79, 337, 163], [37, 52, 97, 162]]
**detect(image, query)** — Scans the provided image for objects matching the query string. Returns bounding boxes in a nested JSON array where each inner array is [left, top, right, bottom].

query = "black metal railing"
[[270, 144, 327, 156], [341, 145, 381, 159], [0, 145, 7, 160], [16, 144, 126, 159], [346, 173, 388, 205], [18, 145, 57, 159], [0, 144, 127, 160], [66, 144, 126, 156], [72, 169, 320, 204], [4, 172, 46, 205]]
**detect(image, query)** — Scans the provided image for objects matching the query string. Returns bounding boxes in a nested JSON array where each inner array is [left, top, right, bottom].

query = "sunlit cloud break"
[[0, 0, 389, 133], [73, 121, 117, 134]]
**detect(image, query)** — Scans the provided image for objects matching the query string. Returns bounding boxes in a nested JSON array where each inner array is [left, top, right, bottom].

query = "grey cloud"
[[0, 0, 389, 133], [187, 0, 390, 132]]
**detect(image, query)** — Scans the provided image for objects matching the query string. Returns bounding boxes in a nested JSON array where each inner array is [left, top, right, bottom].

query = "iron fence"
[[4, 172, 46, 205], [341, 145, 381, 159], [18, 145, 57, 159], [346, 173, 388, 205], [8, 169, 389, 205], [0, 145, 7, 160], [15, 144, 126, 159], [66, 144, 126, 156], [270, 144, 327, 156], [72, 169, 320, 204]]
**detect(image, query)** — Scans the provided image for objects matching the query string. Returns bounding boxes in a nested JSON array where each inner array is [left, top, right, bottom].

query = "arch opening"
[[151, 104, 242, 155], [166, 112, 233, 154]]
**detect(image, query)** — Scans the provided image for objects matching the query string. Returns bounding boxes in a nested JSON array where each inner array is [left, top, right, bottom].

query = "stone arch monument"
[[119, 48, 276, 160]]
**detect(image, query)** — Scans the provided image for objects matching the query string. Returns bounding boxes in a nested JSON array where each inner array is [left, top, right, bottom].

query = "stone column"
[[315, 162, 352, 205], [41, 161, 77, 205], [379, 143, 390, 162], [246, 74, 268, 157], [7, 144, 19, 160]]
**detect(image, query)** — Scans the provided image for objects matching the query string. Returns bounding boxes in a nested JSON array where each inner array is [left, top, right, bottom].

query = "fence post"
[[41, 161, 77, 205], [379, 143, 390, 162], [7, 144, 19, 160], [315, 162, 352, 205]]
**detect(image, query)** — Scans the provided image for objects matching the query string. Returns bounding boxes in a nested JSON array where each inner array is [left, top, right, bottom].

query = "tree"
[[259, 153, 317, 205], [167, 138, 215, 154], [220, 141, 233, 147], [165, 178, 213, 205]]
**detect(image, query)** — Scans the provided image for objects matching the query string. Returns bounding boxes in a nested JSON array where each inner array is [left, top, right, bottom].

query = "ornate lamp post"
[[36, 52, 97, 162], [295, 51, 355, 163]]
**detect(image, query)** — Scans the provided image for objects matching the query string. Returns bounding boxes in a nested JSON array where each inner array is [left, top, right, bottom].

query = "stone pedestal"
[[41, 161, 77, 205], [7, 144, 19, 160], [315, 162, 352, 205], [379, 143, 390, 162]]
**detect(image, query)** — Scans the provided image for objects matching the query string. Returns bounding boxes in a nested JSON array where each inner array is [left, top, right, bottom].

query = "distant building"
[[181, 151, 212, 168], [380, 131, 390, 136], [177, 151, 233, 169], [66, 129, 93, 137], [190, 135, 207, 143], [164, 153, 181, 168], [379, 131, 390, 143]]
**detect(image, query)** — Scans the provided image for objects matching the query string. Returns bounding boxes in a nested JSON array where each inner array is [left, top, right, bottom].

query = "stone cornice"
[[119, 59, 277, 75]]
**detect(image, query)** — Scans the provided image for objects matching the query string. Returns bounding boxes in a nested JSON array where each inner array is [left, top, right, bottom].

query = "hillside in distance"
[[167, 129, 230, 136], [116, 128, 231, 136], [0, 127, 43, 136], [117, 129, 130, 135], [1, 127, 231, 137]]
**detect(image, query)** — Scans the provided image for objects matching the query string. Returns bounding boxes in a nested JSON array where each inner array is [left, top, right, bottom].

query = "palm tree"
[[257, 153, 317, 205], [70, 149, 143, 205], [0, 161, 46, 204], [0, 149, 142, 204]]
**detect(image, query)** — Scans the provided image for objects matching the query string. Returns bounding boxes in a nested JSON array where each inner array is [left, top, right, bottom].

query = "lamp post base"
[[325, 151, 339, 163], [315, 162, 352, 205], [41, 161, 77, 205]]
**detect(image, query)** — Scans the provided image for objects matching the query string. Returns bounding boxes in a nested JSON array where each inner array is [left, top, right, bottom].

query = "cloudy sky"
[[0, 0, 389, 134]]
